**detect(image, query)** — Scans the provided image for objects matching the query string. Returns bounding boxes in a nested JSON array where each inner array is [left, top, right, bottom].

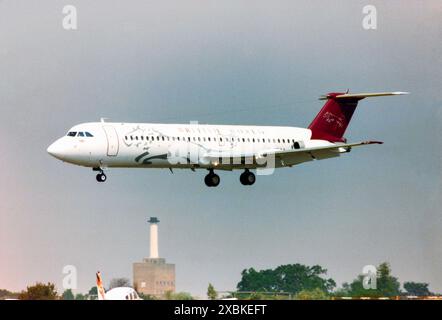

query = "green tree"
[[248, 292, 265, 300], [138, 293, 157, 300], [336, 275, 381, 298], [403, 282, 432, 296], [0, 289, 11, 298], [207, 283, 218, 300], [377, 262, 401, 297], [237, 264, 336, 295], [335, 262, 401, 298], [164, 291, 193, 300], [0, 289, 19, 299], [87, 286, 98, 300], [62, 289, 75, 300], [75, 293, 86, 300], [18, 282, 58, 300], [295, 288, 329, 300]]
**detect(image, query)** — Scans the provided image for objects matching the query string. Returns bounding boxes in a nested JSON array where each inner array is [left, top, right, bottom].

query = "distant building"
[[133, 217, 175, 297]]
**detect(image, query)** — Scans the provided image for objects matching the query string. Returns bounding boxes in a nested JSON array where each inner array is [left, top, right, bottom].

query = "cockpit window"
[[78, 132, 85, 137], [85, 132, 93, 137], [67, 132, 77, 137]]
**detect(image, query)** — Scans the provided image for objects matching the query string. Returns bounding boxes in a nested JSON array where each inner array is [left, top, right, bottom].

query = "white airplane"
[[96, 271, 140, 300], [47, 91, 408, 187]]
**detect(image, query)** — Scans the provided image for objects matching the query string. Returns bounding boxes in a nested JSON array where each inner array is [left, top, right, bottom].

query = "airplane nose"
[[47, 141, 65, 160]]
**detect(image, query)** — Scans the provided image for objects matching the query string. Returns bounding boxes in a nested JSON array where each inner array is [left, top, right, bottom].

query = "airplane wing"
[[202, 140, 383, 167], [270, 140, 382, 165]]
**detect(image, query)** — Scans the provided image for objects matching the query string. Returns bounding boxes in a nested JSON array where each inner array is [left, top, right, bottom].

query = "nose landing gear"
[[93, 167, 107, 183]]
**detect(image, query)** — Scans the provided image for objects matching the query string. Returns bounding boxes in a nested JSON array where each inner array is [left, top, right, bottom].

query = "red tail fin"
[[308, 91, 408, 142], [308, 92, 362, 142]]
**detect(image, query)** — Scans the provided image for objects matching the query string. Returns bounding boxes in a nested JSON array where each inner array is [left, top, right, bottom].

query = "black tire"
[[210, 174, 220, 187], [96, 173, 107, 182], [204, 174, 212, 187], [240, 171, 255, 185], [246, 171, 255, 185], [240, 173, 248, 185]]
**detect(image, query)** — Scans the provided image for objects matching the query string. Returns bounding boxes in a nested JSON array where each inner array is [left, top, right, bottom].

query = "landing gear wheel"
[[204, 171, 220, 187], [96, 173, 107, 182], [240, 170, 255, 186], [210, 173, 220, 187]]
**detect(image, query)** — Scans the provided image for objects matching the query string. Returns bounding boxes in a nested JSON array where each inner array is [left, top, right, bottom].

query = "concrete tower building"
[[133, 217, 176, 298], [149, 217, 159, 258]]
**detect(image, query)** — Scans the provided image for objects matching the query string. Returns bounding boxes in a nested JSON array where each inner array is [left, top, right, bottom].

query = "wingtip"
[[362, 140, 384, 145]]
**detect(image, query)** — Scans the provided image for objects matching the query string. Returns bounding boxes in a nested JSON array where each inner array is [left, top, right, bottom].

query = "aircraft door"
[[103, 125, 119, 156]]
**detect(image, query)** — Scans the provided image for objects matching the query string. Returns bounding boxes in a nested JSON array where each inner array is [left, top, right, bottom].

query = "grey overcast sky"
[[0, 0, 441, 297]]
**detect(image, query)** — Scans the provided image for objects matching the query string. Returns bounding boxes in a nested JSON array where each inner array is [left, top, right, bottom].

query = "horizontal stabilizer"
[[319, 91, 409, 100]]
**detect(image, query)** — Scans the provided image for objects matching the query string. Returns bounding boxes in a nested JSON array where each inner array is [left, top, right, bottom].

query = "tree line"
[[1, 262, 437, 300], [230, 262, 435, 299]]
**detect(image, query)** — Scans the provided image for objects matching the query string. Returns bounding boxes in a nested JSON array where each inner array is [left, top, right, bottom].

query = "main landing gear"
[[204, 169, 220, 187], [93, 167, 107, 183], [240, 169, 255, 186], [204, 169, 256, 187]]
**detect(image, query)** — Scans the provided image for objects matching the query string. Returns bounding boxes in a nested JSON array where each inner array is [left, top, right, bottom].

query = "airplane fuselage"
[[47, 122, 327, 170]]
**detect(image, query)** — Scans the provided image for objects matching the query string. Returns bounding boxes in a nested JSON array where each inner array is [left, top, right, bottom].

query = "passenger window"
[[78, 132, 85, 137]]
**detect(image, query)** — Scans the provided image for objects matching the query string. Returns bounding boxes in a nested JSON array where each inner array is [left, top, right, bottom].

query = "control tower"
[[133, 217, 176, 297]]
